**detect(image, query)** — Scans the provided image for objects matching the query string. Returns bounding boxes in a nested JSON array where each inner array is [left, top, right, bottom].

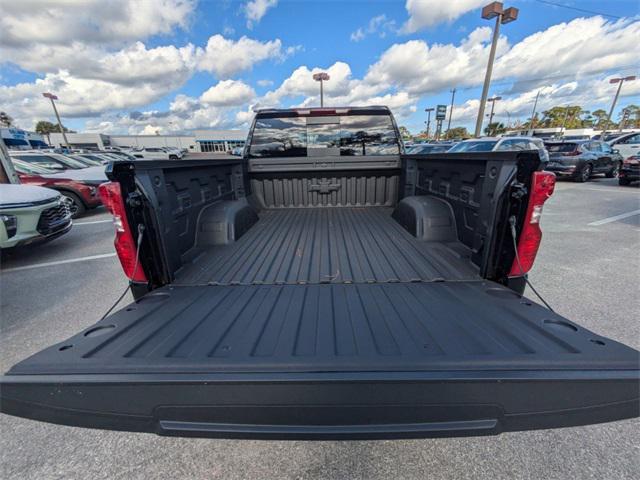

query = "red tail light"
[[508, 171, 556, 277], [99, 182, 147, 282]]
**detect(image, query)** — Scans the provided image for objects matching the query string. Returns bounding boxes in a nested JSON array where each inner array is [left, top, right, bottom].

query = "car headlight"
[[1, 214, 18, 238], [89, 186, 98, 196]]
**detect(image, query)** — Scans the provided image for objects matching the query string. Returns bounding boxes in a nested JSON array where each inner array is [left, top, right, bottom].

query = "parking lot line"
[[1, 253, 117, 273], [588, 209, 640, 226], [74, 219, 113, 225]]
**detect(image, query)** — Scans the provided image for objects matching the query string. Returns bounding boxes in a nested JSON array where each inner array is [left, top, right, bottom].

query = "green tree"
[[398, 125, 412, 140], [539, 106, 586, 129], [590, 109, 609, 129], [619, 104, 640, 129], [444, 126, 470, 139], [484, 122, 506, 136], [35, 120, 72, 134]]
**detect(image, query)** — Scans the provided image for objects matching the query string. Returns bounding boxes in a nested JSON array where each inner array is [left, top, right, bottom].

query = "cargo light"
[[509, 171, 556, 276], [98, 182, 147, 282]]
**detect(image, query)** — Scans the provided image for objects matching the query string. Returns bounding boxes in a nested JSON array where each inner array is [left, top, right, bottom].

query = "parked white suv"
[[128, 147, 181, 160], [447, 136, 549, 162], [608, 132, 640, 159]]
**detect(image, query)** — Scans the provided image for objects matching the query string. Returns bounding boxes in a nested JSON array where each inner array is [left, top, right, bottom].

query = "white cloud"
[[350, 14, 397, 42], [200, 80, 256, 106], [493, 17, 640, 84], [0, 0, 195, 46], [196, 35, 288, 78], [401, 0, 486, 33], [257, 79, 274, 87], [0, 70, 184, 129], [449, 76, 640, 127], [350, 29, 366, 42], [364, 27, 501, 94], [1, 32, 292, 128], [244, 0, 278, 29]]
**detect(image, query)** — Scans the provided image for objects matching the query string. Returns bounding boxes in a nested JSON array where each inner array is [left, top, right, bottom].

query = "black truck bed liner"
[[8, 281, 638, 376], [175, 207, 478, 286]]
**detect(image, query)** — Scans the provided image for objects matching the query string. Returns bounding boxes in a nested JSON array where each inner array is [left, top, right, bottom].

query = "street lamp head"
[[481, 2, 503, 19], [313, 72, 330, 82], [624, 75, 637, 81], [42, 92, 58, 100], [501, 7, 518, 24], [425, 108, 434, 112]]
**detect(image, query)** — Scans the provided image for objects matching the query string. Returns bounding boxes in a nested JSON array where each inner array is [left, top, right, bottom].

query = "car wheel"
[[62, 192, 86, 218], [169, 155, 178, 160], [618, 177, 631, 186], [605, 162, 621, 178], [576, 163, 592, 183]]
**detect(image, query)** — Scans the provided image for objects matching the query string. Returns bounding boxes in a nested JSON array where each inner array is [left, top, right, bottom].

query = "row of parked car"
[[406, 131, 640, 185], [0, 143, 195, 249]]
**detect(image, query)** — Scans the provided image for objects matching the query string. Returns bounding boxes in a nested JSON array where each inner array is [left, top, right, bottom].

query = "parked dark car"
[[544, 140, 623, 182], [618, 154, 640, 186]]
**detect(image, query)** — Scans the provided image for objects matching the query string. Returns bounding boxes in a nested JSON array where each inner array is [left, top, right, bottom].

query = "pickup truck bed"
[[8, 280, 637, 375], [176, 207, 478, 285]]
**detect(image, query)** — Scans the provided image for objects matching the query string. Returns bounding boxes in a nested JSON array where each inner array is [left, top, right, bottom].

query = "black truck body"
[[1, 107, 638, 439]]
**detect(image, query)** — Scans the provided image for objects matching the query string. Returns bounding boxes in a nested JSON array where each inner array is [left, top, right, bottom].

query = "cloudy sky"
[[1, 0, 638, 135]]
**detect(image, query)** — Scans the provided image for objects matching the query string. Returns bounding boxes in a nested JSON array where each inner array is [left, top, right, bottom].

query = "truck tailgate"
[[1, 281, 638, 439]]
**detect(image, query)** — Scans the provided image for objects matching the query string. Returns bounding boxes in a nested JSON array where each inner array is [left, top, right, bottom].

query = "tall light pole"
[[312, 72, 330, 107], [603, 76, 636, 137], [425, 108, 434, 139], [474, 2, 518, 137], [42, 92, 70, 148], [560, 105, 573, 134], [446, 88, 456, 135], [486, 96, 501, 135], [529, 90, 540, 135]]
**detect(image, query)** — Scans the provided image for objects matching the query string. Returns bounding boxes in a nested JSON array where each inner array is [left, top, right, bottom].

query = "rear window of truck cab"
[[249, 112, 401, 157]]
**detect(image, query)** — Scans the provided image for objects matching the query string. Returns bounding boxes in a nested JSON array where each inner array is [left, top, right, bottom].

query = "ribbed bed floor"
[[175, 207, 478, 286]]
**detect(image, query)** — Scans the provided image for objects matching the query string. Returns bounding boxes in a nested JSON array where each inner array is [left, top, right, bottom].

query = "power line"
[[532, 0, 622, 20]]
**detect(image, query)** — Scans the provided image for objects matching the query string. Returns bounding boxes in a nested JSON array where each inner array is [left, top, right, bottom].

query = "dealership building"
[[47, 130, 247, 153]]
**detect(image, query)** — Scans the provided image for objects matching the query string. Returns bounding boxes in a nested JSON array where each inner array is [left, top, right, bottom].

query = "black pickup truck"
[[1, 107, 638, 439]]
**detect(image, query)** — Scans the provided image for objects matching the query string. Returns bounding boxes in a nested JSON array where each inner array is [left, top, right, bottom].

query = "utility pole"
[[560, 105, 572, 134], [474, 2, 519, 137], [312, 72, 330, 107], [486, 96, 501, 135], [529, 90, 540, 135], [603, 76, 636, 137], [447, 88, 456, 135], [619, 108, 630, 131], [42, 92, 70, 148], [425, 108, 434, 139]]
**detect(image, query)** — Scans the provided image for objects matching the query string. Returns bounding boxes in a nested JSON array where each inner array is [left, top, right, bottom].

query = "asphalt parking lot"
[[0, 177, 638, 480]]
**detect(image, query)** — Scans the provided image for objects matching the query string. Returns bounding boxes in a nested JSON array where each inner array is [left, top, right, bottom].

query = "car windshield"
[[545, 143, 578, 153], [249, 113, 400, 157], [409, 144, 452, 154], [448, 140, 498, 152], [11, 159, 57, 174], [12, 154, 86, 170], [74, 155, 105, 165]]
